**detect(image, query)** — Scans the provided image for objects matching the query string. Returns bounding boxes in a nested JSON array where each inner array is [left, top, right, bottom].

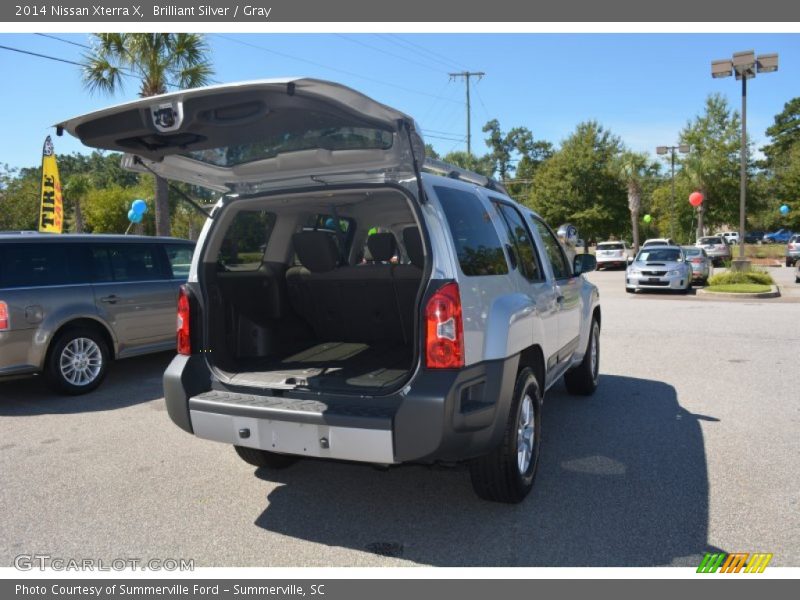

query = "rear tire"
[[787, 258, 794, 267], [234, 445, 297, 469], [469, 368, 542, 504], [44, 327, 110, 395], [564, 319, 600, 396]]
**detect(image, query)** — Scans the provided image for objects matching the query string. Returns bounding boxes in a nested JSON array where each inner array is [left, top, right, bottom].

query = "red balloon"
[[689, 192, 704, 207]]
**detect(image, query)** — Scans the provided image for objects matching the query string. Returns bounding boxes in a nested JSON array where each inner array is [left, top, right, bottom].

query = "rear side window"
[[492, 200, 542, 281], [531, 217, 572, 280], [164, 244, 194, 280], [219, 210, 276, 271], [92, 244, 164, 282], [435, 186, 508, 277], [0, 243, 89, 288]]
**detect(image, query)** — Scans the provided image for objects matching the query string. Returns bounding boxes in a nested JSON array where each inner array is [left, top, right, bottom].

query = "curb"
[[696, 285, 781, 299]]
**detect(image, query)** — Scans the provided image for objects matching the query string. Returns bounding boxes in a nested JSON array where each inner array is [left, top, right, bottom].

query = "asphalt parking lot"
[[1, 267, 798, 567]]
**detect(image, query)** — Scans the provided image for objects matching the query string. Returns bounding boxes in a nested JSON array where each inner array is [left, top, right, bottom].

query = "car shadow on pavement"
[[250, 374, 723, 566], [0, 352, 173, 416]]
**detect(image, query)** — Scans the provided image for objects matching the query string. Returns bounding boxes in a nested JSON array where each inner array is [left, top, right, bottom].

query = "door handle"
[[100, 295, 119, 304]]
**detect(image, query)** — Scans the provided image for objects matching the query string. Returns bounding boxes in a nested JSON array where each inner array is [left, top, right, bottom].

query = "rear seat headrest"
[[366, 233, 396, 262], [403, 227, 424, 268], [292, 231, 340, 273]]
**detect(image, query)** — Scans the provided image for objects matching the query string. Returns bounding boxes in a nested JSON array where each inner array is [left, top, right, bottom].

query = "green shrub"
[[708, 270, 774, 286]]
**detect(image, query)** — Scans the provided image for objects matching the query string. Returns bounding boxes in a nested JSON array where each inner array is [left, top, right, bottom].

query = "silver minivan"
[[0, 233, 194, 394]]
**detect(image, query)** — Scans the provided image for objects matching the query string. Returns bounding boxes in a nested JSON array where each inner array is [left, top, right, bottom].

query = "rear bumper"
[[164, 354, 518, 464], [596, 258, 626, 268]]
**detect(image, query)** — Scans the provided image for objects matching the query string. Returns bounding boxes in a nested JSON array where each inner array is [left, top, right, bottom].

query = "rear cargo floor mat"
[[225, 342, 412, 393]]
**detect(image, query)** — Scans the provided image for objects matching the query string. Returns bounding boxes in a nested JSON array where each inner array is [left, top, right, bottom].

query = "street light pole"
[[711, 50, 778, 271], [739, 74, 747, 261], [656, 144, 689, 240]]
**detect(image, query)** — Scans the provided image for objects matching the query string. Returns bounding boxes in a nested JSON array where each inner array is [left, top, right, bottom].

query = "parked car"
[[642, 238, 677, 247], [695, 236, 731, 266], [744, 230, 765, 244], [595, 241, 629, 270], [785, 234, 800, 267], [0, 233, 194, 393], [718, 231, 739, 245], [626, 246, 692, 293], [763, 229, 794, 244], [681, 246, 712, 285], [59, 78, 602, 503]]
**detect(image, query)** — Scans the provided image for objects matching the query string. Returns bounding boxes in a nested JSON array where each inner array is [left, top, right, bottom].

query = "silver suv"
[[59, 78, 602, 503], [0, 234, 194, 393]]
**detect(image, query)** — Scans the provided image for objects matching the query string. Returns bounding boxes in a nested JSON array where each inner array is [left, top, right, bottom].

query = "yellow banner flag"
[[39, 135, 64, 233]]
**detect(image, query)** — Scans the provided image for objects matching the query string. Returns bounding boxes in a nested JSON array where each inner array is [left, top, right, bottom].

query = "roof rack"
[[422, 158, 509, 196]]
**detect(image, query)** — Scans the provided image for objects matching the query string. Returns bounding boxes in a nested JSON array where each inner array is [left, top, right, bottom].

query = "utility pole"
[[449, 71, 484, 155]]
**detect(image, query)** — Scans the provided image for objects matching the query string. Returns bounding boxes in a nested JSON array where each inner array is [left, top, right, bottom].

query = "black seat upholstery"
[[286, 230, 408, 344], [286, 231, 345, 340], [363, 232, 396, 263]]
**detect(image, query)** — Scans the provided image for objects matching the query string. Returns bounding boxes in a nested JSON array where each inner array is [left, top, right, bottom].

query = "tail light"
[[0, 301, 8, 331], [177, 285, 191, 356], [425, 282, 464, 369]]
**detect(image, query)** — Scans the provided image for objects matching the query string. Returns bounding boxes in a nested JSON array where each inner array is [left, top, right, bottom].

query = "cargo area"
[[201, 187, 425, 395]]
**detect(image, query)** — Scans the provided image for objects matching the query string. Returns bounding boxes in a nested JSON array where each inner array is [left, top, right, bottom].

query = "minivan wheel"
[[468, 367, 542, 504], [564, 319, 600, 396], [234, 445, 297, 470], [45, 327, 109, 395]]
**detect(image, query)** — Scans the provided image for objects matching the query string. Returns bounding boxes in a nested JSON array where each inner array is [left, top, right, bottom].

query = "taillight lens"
[[425, 282, 464, 369], [0, 301, 8, 331], [177, 285, 191, 356]]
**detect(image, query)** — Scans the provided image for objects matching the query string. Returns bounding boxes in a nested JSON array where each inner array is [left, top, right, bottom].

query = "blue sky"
[[0, 32, 798, 171]]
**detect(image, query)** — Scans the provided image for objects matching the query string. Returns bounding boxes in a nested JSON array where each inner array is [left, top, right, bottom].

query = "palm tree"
[[82, 33, 214, 237], [617, 151, 655, 252]]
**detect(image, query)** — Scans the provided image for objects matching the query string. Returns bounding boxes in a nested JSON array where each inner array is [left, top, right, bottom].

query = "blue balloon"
[[131, 199, 148, 215], [128, 208, 143, 223], [779, 204, 790, 215], [324, 217, 336, 229]]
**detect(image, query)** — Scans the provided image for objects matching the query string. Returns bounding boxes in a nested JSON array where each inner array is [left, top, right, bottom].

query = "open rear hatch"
[[57, 77, 425, 193]]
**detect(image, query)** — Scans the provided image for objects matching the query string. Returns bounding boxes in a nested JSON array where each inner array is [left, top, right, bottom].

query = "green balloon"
[[643, 214, 652, 223]]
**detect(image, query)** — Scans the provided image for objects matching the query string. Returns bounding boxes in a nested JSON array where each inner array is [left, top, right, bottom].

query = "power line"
[[422, 133, 467, 142], [213, 34, 460, 105], [34, 33, 91, 50], [0, 44, 83, 67], [334, 34, 446, 74], [34, 33, 223, 87], [381, 34, 470, 72], [474, 80, 492, 123], [373, 34, 463, 72], [422, 127, 465, 136]]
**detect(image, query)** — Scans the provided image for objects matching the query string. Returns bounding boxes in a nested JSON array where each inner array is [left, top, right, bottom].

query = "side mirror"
[[573, 253, 596, 276], [627, 255, 635, 264]]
